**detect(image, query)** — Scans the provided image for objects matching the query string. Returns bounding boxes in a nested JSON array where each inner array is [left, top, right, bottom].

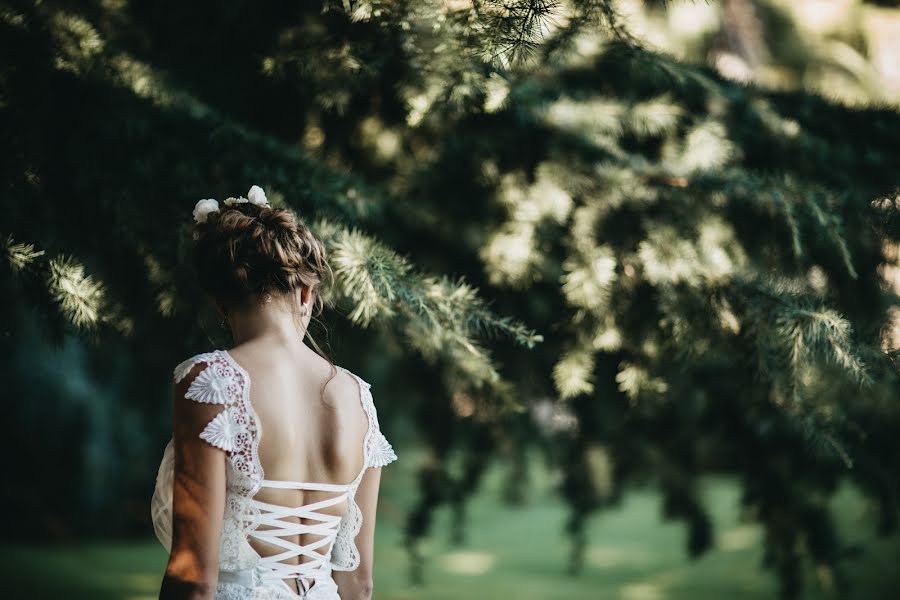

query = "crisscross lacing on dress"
[[249, 479, 352, 596]]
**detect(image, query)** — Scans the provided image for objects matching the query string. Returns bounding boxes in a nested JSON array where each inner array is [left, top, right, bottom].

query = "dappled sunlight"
[[47, 256, 129, 333], [586, 546, 656, 569], [585, 444, 614, 499], [667, 120, 739, 174], [497, 167, 573, 224], [622, 0, 900, 105], [483, 73, 510, 113], [5, 476, 900, 598], [638, 217, 745, 286], [545, 96, 627, 138], [619, 0, 719, 54], [4, 237, 44, 272], [786, 0, 856, 35], [50, 11, 104, 74], [543, 94, 684, 146], [554, 345, 597, 399], [530, 398, 579, 434], [122, 573, 161, 599], [592, 320, 624, 352], [865, 9, 900, 98], [697, 216, 746, 278], [438, 550, 497, 576], [717, 525, 761, 552], [482, 221, 540, 286], [359, 117, 403, 163], [561, 245, 616, 312], [749, 98, 801, 139], [481, 165, 573, 287], [620, 582, 667, 600], [616, 361, 668, 404], [666, 3, 720, 39], [125, 573, 161, 588], [111, 54, 173, 105], [628, 97, 684, 138], [590, 166, 652, 212]]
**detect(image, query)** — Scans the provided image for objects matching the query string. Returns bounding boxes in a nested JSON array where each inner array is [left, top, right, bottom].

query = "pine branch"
[[315, 220, 541, 393], [4, 235, 45, 272], [3, 235, 132, 336], [476, 0, 561, 65]]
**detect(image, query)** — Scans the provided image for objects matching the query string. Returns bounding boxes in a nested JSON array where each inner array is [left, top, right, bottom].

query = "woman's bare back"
[[227, 340, 370, 588]]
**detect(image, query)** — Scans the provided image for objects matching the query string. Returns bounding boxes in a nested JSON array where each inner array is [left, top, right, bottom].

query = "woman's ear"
[[298, 286, 312, 307]]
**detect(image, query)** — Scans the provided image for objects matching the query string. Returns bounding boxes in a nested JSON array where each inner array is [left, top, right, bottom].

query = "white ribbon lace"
[[249, 479, 350, 596]]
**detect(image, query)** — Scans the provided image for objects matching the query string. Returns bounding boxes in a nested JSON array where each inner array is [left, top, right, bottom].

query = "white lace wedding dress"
[[151, 350, 397, 599]]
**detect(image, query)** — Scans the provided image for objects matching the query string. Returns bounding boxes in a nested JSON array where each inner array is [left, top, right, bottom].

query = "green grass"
[[3, 451, 900, 599]]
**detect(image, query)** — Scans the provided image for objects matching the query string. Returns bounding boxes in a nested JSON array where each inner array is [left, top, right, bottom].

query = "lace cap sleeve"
[[153, 350, 261, 553], [152, 351, 235, 551], [330, 368, 397, 571], [346, 371, 397, 469], [172, 351, 244, 452]]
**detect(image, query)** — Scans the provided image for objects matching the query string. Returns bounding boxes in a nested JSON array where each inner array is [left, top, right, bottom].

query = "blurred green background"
[[7, 463, 900, 599], [3, 1, 900, 599]]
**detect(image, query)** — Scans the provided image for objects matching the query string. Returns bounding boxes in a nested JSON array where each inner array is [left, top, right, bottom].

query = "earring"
[[300, 304, 308, 317]]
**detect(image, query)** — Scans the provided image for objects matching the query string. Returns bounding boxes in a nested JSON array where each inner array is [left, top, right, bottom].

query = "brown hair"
[[191, 202, 329, 314], [191, 200, 337, 389]]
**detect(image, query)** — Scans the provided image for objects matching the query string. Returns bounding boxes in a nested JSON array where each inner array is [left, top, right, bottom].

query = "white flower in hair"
[[223, 196, 248, 206], [247, 185, 269, 207], [193, 198, 219, 223]]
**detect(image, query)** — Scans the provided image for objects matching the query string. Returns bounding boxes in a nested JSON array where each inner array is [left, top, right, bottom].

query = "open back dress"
[[150, 349, 397, 599]]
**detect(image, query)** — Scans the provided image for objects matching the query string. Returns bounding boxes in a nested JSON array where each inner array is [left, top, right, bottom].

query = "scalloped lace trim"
[[329, 367, 397, 571], [153, 350, 264, 569]]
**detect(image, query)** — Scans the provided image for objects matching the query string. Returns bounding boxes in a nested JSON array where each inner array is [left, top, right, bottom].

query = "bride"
[[151, 186, 397, 600]]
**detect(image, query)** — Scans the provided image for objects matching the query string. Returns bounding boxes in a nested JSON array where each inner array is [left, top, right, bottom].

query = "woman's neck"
[[226, 299, 309, 348]]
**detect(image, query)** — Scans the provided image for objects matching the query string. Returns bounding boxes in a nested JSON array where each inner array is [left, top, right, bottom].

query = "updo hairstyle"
[[191, 202, 328, 313]]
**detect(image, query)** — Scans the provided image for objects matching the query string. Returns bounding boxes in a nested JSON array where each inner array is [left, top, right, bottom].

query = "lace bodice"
[[151, 350, 397, 599]]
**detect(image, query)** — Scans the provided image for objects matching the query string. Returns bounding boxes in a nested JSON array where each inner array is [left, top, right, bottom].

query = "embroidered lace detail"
[[215, 582, 301, 600], [329, 367, 397, 571], [353, 373, 398, 470], [173, 352, 217, 384], [152, 350, 264, 566], [213, 583, 249, 600], [187, 365, 234, 405], [369, 430, 398, 468], [329, 490, 362, 570], [216, 577, 339, 600], [215, 350, 265, 544], [216, 580, 299, 600]]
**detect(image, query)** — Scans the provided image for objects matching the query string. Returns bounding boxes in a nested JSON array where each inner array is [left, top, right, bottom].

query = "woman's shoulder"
[[333, 364, 371, 389], [168, 349, 248, 454], [171, 350, 249, 411], [326, 364, 397, 468], [172, 350, 223, 383]]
